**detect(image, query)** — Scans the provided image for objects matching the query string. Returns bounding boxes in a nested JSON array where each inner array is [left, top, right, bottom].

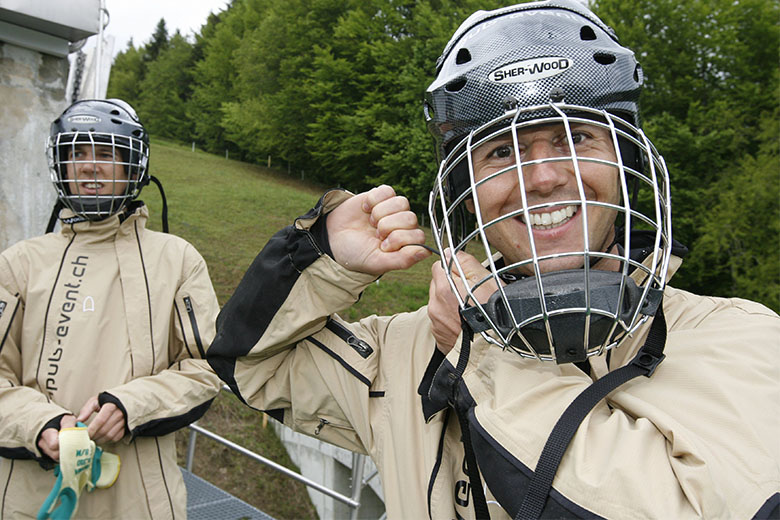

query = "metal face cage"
[[428, 103, 672, 363], [47, 131, 150, 221]]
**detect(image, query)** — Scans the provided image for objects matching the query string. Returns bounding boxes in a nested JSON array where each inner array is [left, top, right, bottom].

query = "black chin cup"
[[66, 196, 129, 221], [461, 270, 663, 364]]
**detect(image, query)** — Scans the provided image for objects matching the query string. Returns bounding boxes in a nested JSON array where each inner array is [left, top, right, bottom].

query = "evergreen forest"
[[107, 0, 779, 311]]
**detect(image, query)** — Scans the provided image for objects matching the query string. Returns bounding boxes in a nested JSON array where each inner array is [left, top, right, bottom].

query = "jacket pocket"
[[299, 415, 365, 454], [314, 417, 355, 436]]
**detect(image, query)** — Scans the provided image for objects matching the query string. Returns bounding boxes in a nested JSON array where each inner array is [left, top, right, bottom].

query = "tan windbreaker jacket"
[[0, 204, 221, 519], [207, 190, 780, 519]]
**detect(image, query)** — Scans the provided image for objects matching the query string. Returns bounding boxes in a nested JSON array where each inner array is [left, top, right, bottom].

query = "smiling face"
[[466, 121, 622, 275], [65, 143, 128, 197]]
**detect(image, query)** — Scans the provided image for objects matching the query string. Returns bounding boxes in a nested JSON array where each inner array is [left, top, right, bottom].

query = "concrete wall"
[[272, 422, 386, 519], [0, 41, 68, 250]]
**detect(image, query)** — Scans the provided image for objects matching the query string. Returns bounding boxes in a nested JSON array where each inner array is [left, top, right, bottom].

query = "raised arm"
[[206, 187, 430, 451]]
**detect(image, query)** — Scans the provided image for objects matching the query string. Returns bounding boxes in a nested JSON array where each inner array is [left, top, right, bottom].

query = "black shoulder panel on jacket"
[[207, 221, 321, 394]]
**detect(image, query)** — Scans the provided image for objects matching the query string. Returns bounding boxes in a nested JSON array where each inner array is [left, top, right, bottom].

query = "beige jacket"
[[208, 191, 780, 519], [0, 204, 221, 519]]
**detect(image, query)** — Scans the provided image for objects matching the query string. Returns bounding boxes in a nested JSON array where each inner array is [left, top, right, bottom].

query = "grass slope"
[[143, 139, 437, 518]]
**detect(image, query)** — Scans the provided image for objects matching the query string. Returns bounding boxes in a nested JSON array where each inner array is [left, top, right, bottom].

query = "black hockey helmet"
[[47, 99, 150, 221]]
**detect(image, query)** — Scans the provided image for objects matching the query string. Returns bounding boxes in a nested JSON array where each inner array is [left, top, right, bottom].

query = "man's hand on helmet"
[[326, 185, 431, 276], [428, 250, 503, 354]]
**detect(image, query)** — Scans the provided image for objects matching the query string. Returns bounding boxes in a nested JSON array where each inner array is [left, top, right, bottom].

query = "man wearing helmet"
[[208, 1, 779, 518], [0, 99, 222, 518]]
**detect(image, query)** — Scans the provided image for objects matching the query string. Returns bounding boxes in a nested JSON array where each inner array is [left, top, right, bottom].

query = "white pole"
[[95, 0, 104, 98]]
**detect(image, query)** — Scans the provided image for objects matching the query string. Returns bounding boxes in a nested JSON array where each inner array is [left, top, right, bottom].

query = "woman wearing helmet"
[[207, 1, 779, 518], [0, 99, 221, 518]]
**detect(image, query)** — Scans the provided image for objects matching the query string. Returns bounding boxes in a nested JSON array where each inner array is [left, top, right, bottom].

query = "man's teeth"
[[83, 183, 102, 189], [525, 205, 576, 229]]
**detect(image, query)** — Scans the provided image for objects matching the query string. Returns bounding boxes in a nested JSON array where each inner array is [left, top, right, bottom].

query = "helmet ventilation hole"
[[445, 78, 467, 92], [110, 109, 120, 115], [580, 26, 597, 40], [634, 63, 643, 82], [132, 130, 142, 137], [423, 102, 435, 121], [593, 52, 616, 65], [456, 48, 472, 64], [111, 119, 123, 125]]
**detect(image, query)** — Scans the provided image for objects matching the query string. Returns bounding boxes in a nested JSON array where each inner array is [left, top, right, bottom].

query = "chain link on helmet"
[[47, 99, 150, 221], [425, 1, 672, 363]]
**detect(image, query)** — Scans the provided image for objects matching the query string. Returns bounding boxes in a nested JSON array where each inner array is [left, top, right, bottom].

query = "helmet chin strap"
[[45, 199, 65, 233]]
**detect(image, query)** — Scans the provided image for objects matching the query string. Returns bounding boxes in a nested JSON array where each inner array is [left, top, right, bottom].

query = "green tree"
[[106, 39, 145, 107], [140, 0, 777, 310], [191, 0, 508, 205], [145, 18, 170, 63], [593, 0, 780, 308], [222, 0, 353, 167], [187, 2, 257, 154], [137, 32, 195, 141], [684, 102, 780, 311], [298, 0, 507, 205]]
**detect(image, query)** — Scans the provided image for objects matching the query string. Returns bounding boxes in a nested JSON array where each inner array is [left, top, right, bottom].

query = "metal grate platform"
[[182, 468, 275, 520]]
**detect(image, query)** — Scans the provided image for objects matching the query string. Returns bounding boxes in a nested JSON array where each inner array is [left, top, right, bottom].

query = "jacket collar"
[[60, 203, 148, 243]]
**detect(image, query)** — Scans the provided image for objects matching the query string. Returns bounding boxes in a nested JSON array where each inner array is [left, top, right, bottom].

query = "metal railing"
[[184, 388, 371, 520]]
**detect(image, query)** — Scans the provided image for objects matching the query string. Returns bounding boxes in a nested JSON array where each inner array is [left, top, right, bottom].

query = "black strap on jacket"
[[452, 320, 492, 520], [44, 199, 65, 233], [515, 305, 667, 520], [148, 175, 169, 233]]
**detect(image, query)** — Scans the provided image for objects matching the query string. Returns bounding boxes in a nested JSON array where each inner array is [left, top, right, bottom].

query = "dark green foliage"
[[593, 0, 779, 310], [138, 32, 195, 141], [145, 18, 170, 63], [108, 0, 779, 310], [683, 102, 780, 310], [105, 39, 144, 107]]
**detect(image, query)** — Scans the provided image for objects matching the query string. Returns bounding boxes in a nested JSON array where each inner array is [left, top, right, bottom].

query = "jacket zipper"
[[314, 418, 354, 436], [325, 319, 374, 359], [183, 296, 206, 358], [0, 298, 20, 355], [314, 418, 329, 435]]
